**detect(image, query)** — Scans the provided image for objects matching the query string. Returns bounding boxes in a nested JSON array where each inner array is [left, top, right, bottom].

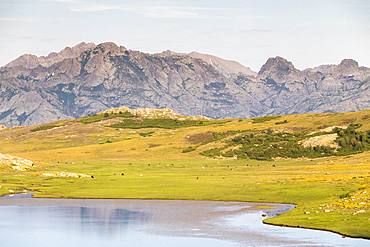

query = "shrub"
[[200, 148, 223, 157], [182, 146, 196, 153], [334, 124, 370, 154], [251, 115, 280, 123], [31, 123, 63, 132], [79, 111, 135, 124], [339, 192, 351, 199], [275, 120, 288, 125], [203, 130, 335, 160], [110, 118, 224, 129], [200, 125, 370, 160], [139, 131, 155, 137]]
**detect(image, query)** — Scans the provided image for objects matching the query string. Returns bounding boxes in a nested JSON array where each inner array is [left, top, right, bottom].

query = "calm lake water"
[[0, 194, 369, 247]]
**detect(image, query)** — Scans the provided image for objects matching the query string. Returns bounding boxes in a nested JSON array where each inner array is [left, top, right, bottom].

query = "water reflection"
[[11, 205, 149, 237], [0, 202, 236, 247], [0, 198, 369, 247], [79, 207, 148, 235]]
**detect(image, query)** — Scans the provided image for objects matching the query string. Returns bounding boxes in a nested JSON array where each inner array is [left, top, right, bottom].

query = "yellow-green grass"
[[0, 110, 369, 238]]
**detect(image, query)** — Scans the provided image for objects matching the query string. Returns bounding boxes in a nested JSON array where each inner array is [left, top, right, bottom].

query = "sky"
[[0, 0, 369, 71]]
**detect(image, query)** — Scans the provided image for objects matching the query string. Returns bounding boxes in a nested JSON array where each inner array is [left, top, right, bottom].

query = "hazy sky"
[[0, 0, 369, 71]]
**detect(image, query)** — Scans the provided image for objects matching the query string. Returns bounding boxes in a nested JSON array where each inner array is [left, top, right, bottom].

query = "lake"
[[0, 194, 368, 247]]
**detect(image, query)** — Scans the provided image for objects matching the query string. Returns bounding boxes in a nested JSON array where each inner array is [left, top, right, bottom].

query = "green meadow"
[[0, 110, 369, 238]]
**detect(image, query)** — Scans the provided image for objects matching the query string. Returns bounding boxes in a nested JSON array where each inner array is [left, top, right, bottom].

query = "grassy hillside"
[[0, 110, 370, 238]]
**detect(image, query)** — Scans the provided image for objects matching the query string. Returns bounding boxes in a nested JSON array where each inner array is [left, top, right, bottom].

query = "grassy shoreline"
[[263, 221, 370, 240]]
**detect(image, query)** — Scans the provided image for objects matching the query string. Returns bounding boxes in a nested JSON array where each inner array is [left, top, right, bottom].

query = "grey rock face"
[[0, 42, 369, 127], [5, 42, 95, 69], [188, 51, 256, 77]]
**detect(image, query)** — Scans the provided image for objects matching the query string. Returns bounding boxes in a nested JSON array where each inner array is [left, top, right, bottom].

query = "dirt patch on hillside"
[[186, 132, 214, 144], [301, 133, 339, 149], [309, 125, 347, 135]]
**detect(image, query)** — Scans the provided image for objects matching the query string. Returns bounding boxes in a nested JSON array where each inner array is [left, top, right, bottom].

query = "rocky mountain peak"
[[58, 42, 96, 57], [304, 59, 364, 76], [158, 50, 182, 57], [258, 56, 295, 74], [339, 59, 358, 69], [94, 42, 126, 55], [258, 56, 299, 81], [4, 54, 40, 69], [4, 42, 96, 69]]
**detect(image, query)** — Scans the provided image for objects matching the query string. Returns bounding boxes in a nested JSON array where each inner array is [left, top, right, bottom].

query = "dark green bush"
[[79, 111, 135, 124], [200, 148, 223, 157], [203, 130, 334, 160], [335, 124, 370, 154], [139, 131, 155, 137], [200, 124, 370, 160], [110, 118, 223, 129], [251, 115, 280, 123], [31, 123, 63, 132], [182, 146, 196, 153], [275, 120, 288, 125]]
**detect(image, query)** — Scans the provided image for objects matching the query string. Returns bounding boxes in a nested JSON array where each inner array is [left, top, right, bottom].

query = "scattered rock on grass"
[[42, 172, 91, 178], [0, 153, 34, 171]]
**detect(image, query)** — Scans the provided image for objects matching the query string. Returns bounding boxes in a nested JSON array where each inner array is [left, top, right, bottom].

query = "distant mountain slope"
[[5, 42, 95, 69], [0, 42, 369, 126], [188, 51, 256, 77]]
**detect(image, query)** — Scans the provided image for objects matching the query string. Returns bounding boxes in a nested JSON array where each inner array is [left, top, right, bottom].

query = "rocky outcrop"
[[42, 171, 91, 178], [301, 133, 339, 149], [0, 42, 369, 127], [103, 107, 209, 120], [0, 153, 34, 171]]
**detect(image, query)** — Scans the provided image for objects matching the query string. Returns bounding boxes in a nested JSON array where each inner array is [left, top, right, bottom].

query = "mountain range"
[[0, 42, 369, 127]]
